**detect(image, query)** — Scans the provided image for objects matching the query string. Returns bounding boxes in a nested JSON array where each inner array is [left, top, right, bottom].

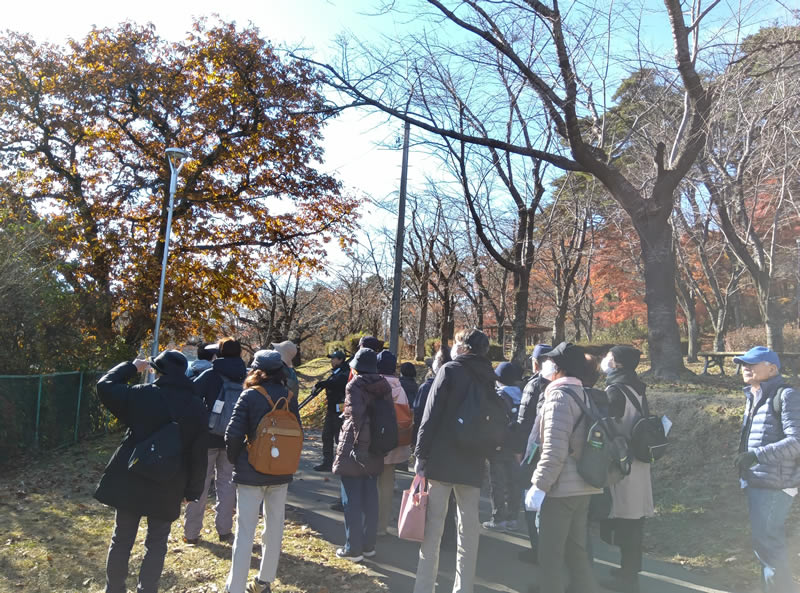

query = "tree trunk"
[[686, 309, 699, 362], [439, 290, 454, 359], [416, 290, 429, 361], [552, 303, 568, 345], [511, 268, 530, 366], [636, 216, 686, 379], [764, 297, 784, 353]]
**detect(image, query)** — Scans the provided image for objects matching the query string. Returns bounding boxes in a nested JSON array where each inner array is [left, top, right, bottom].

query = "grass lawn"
[[0, 434, 386, 593]]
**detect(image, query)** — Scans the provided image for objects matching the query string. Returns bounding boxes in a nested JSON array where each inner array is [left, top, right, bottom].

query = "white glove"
[[524, 487, 546, 511]]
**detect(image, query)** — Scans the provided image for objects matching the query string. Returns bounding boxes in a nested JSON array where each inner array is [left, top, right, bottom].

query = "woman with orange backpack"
[[225, 350, 303, 593]]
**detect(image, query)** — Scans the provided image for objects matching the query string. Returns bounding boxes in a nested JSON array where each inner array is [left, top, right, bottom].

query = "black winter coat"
[[414, 354, 497, 488], [318, 361, 350, 412], [511, 373, 549, 454], [94, 362, 208, 521], [225, 377, 302, 486], [400, 376, 419, 408], [194, 356, 248, 449]]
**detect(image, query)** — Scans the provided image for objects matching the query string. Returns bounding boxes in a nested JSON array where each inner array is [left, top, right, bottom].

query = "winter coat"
[[400, 376, 419, 408], [333, 373, 393, 478], [318, 361, 350, 412], [740, 374, 800, 490], [225, 376, 302, 487], [382, 375, 412, 464], [514, 373, 549, 458], [606, 380, 654, 519], [414, 353, 497, 488], [412, 376, 435, 449], [186, 359, 213, 379], [531, 377, 602, 498], [94, 362, 208, 521], [194, 356, 248, 449]]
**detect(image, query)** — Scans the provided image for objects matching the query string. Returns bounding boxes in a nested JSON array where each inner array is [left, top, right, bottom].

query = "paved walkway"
[[287, 432, 739, 593]]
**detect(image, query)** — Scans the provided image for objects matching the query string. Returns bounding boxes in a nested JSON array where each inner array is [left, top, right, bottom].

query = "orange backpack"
[[247, 385, 303, 475], [395, 402, 414, 447]]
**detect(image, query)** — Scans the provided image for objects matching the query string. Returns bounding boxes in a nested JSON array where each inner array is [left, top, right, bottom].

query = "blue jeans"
[[340, 474, 378, 555], [747, 487, 797, 593]]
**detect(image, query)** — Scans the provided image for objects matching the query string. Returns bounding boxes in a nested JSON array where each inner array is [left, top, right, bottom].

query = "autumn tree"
[[0, 19, 358, 359]]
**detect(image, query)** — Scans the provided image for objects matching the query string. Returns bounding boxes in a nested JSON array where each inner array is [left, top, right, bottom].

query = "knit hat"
[[539, 342, 586, 377], [148, 350, 188, 376], [359, 335, 384, 351], [495, 361, 523, 385], [399, 362, 417, 378], [376, 350, 397, 375], [462, 328, 490, 356], [610, 345, 642, 371], [270, 340, 297, 368], [351, 348, 378, 374], [251, 349, 284, 373]]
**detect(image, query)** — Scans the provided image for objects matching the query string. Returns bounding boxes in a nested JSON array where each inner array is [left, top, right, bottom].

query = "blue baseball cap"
[[733, 346, 780, 370], [531, 344, 553, 362]]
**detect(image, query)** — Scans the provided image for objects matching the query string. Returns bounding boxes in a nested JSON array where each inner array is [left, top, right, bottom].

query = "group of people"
[[92, 329, 799, 593]]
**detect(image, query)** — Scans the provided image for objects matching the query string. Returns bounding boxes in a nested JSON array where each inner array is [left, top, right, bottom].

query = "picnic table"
[[698, 351, 800, 377]]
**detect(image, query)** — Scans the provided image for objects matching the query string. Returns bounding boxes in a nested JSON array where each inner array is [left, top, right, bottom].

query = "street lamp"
[[150, 147, 190, 367]]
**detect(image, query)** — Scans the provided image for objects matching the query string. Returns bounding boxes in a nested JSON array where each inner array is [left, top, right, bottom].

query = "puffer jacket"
[[531, 376, 602, 498], [225, 376, 302, 487], [382, 375, 411, 464], [333, 373, 392, 478], [740, 374, 800, 489]]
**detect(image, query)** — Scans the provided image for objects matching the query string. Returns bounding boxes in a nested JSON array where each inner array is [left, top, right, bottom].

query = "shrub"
[[425, 337, 441, 357], [487, 341, 505, 361], [725, 324, 800, 353]]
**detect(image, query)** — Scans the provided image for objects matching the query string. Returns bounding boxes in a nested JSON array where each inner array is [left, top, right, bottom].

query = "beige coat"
[[532, 377, 603, 498], [382, 376, 412, 464], [608, 385, 655, 519]]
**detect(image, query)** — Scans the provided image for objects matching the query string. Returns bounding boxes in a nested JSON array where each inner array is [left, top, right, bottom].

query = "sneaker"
[[314, 462, 332, 472], [335, 548, 363, 562], [482, 519, 506, 531], [329, 500, 344, 511], [182, 536, 199, 545], [598, 576, 640, 593], [245, 577, 271, 593], [503, 519, 519, 531], [363, 549, 376, 558], [218, 532, 234, 544]]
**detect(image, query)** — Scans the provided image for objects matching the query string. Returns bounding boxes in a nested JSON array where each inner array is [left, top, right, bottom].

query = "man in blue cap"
[[734, 346, 800, 593]]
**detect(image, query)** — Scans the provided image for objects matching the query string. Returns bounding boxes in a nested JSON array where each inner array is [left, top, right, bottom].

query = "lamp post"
[[150, 147, 189, 365]]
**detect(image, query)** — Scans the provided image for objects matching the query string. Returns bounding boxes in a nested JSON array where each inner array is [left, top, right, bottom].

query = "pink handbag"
[[397, 475, 428, 542]]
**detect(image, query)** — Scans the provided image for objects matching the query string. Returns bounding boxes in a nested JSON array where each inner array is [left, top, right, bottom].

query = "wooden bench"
[[697, 351, 800, 377]]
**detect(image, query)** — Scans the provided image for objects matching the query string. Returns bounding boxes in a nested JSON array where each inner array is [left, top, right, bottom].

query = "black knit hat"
[[539, 342, 586, 377], [610, 345, 642, 371], [399, 362, 417, 378], [352, 348, 378, 374], [462, 328, 490, 356]]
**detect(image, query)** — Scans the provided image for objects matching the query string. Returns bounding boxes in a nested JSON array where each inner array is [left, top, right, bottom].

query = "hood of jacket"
[[353, 372, 391, 395], [212, 356, 247, 382], [453, 353, 496, 386]]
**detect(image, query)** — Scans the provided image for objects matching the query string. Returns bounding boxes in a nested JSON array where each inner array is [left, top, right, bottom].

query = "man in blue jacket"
[[734, 346, 800, 593]]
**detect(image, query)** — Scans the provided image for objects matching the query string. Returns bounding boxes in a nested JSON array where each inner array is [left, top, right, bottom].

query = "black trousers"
[[488, 451, 521, 522], [600, 517, 645, 578], [106, 509, 172, 593], [321, 407, 343, 464]]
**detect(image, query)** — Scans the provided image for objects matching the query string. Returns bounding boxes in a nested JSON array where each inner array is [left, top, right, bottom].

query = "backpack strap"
[[614, 384, 649, 419]]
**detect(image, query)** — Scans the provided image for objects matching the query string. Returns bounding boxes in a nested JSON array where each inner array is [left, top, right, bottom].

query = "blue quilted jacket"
[[740, 374, 800, 489]]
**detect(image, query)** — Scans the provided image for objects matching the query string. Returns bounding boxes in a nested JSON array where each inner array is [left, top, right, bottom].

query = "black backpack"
[[368, 394, 398, 455], [563, 386, 631, 488], [128, 414, 182, 484], [615, 385, 669, 463], [454, 368, 510, 457], [208, 376, 244, 437]]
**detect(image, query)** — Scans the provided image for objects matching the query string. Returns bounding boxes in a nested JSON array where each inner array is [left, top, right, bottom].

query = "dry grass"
[[0, 434, 386, 593]]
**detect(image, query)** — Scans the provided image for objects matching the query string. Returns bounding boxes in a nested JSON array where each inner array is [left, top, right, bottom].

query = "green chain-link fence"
[[0, 370, 107, 457]]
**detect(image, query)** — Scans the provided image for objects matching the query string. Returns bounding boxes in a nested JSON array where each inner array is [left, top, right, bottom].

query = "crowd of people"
[[92, 331, 799, 593]]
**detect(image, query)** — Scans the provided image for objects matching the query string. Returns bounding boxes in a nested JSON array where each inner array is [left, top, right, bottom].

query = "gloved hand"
[[314, 381, 324, 390], [414, 458, 425, 477], [524, 487, 546, 511], [734, 451, 758, 472]]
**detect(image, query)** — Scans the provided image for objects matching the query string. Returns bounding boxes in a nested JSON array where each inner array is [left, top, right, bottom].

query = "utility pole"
[[796, 239, 800, 329], [389, 121, 411, 355]]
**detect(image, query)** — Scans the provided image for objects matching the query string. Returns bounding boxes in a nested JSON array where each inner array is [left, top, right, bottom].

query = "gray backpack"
[[563, 386, 632, 488], [208, 377, 243, 436]]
